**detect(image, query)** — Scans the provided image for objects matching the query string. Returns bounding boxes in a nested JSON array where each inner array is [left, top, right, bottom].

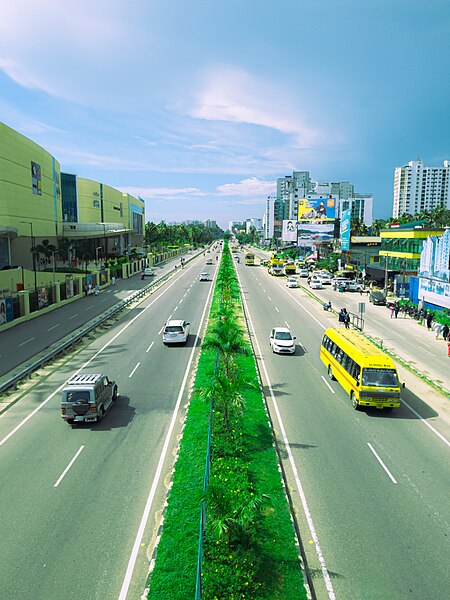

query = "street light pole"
[[21, 221, 37, 293], [96, 246, 102, 266]]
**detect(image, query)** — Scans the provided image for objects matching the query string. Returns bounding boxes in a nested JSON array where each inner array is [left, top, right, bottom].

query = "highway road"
[[0, 254, 197, 378], [235, 258, 450, 600], [0, 251, 219, 600]]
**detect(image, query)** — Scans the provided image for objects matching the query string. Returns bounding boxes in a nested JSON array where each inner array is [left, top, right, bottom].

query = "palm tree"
[[203, 320, 248, 379], [34, 239, 56, 266]]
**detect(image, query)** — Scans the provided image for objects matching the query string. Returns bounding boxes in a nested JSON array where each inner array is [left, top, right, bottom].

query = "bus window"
[[362, 368, 398, 388]]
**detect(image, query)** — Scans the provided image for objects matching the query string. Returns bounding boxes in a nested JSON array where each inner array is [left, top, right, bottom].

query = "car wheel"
[[97, 406, 104, 422], [350, 392, 359, 410], [67, 419, 74, 425], [112, 386, 118, 401], [328, 365, 335, 381]]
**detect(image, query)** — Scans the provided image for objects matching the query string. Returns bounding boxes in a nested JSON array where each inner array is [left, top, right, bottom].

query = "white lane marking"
[[100, 298, 108, 303], [299, 342, 306, 352], [146, 341, 155, 353], [118, 259, 218, 600], [183, 292, 187, 298], [367, 443, 397, 483], [69, 314, 79, 320], [179, 298, 183, 304], [173, 305, 178, 312], [321, 375, 335, 394], [275, 306, 279, 312], [236, 270, 336, 599], [54, 446, 84, 488], [268, 296, 272, 301], [285, 288, 327, 329], [401, 399, 450, 447], [129, 362, 140, 378], [263, 288, 266, 292], [47, 324, 60, 332], [158, 326, 164, 335], [417, 344, 433, 355], [0, 264, 199, 448], [284, 321, 290, 328], [19, 338, 35, 347], [85, 305, 94, 311]]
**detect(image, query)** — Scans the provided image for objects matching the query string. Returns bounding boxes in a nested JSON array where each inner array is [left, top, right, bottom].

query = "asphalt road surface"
[[235, 258, 450, 600], [0, 252, 219, 600]]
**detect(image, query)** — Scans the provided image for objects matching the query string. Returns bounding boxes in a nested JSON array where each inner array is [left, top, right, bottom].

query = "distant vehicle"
[[345, 281, 363, 292], [268, 254, 284, 276], [269, 327, 296, 354], [199, 272, 210, 281], [298, 268, 309, 278], [206, 258, 213, 265], [142, 267, 154, 277], [245, 252, 255, 266], [320, 327, 402, 410], [162, 319, 191, 345], [61, 373, 118, 424], [284, 261, 296, 276], [369, 291, 387, 305], [310, 280, 323, 290], [286, 277, 298, 288]]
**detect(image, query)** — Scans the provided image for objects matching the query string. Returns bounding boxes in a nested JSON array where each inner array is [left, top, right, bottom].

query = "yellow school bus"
[[320, 328, 402, 410], [245, 252, 255, 265]]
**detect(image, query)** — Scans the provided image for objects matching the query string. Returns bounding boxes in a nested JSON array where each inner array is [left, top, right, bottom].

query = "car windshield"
[[372, 292, 384, 299], [166, 326, 183, 332], [275, 331, 292, 340], [362, 368, 398, 388]]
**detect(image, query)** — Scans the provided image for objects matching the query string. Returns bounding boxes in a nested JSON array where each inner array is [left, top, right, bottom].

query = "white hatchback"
[[162, 319, 190, 344], [269, 327, 296, 354], [286, 277, 298, 288]]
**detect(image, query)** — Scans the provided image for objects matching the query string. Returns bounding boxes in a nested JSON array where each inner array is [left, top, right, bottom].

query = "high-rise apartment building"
[[393, 159, 450, 218]]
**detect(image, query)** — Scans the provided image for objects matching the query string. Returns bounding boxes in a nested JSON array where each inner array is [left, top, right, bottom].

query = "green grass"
[[148, 246, 305, 599]]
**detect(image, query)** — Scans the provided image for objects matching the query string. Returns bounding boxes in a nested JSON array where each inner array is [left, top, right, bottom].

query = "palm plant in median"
[[202, 317, 248, 379]]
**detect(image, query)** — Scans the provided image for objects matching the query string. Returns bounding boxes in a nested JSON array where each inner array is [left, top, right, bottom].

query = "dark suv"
[[369, 291, 387, 305]]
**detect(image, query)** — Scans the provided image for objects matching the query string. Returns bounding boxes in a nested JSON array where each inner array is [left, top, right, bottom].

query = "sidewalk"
[[306, 283, 450, 394]]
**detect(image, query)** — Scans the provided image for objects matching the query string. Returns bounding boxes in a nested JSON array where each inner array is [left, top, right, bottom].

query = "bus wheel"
[[328, 365, 335, 381], [351, 392, 359, 410]]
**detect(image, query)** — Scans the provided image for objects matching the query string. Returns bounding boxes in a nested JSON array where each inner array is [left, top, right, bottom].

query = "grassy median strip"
[[148, 243, 305, 599]]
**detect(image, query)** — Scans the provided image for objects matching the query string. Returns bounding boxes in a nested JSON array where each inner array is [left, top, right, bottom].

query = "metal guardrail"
[[0, 252, 201, 395]]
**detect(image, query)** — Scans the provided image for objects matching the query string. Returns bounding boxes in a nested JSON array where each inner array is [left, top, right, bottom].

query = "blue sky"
[[1, 0, 449, 229]]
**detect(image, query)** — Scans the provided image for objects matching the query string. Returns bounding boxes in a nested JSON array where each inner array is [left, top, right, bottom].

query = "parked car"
[[199, 272, 210, 281], [60, 373, 118, 424], [142, 267, 154, 277], [269, 327, 296, 354], [162, 319, 191, 344], [286, 277, 298, 288], [369, 291, 387, 305]]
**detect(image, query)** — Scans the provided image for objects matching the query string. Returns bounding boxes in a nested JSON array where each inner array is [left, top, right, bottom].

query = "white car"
[[142, 267, 154, 277], [318, 273, 333, 285], [269, 327, 296, 354], [206, 258, 213, 265], [162, 319, 190, 345], [344, 280, 363, 292], [199, 272, 210, 281], [286, 277, 298, 288], [310, 279, 323, 290], [298, 269, 309, 278]]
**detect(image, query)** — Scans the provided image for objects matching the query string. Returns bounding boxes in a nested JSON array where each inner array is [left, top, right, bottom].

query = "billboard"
[[419, 278, 450, 310], [298, 197, 336, 221], [282, 220, 297, 242], [297, 222, 335, 245], [340, 208, 351, 251]]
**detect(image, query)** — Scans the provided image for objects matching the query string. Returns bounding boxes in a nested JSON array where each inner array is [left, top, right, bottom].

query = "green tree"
[[34, 239, 57, 263]]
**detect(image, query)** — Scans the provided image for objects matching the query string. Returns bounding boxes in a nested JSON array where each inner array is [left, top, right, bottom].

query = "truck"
[[268, 254, 284, 276], [284, 260, 296, 276]]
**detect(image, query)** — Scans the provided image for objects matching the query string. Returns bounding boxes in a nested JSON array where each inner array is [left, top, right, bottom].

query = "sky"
[[1, 0, 449, 229]]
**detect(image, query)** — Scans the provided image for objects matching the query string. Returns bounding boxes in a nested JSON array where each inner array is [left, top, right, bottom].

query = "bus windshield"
[[362, 368, 398, 388]]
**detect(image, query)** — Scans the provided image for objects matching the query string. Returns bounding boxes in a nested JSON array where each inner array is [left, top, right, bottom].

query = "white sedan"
[[269, 327, 296, 354], [310, 279, 323, 290], [286, 277, 298, 288]]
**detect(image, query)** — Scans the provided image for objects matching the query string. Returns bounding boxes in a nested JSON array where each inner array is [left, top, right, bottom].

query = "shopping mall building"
[[0, 121, 145, 271]]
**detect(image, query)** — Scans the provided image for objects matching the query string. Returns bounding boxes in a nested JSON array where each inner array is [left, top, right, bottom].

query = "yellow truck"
[[268, 254, 284, 276], [284, 260, 296, 276]]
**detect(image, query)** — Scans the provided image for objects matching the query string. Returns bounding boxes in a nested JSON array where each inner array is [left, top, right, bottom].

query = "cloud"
[[179, 66, 326, 146], [119, 186, 206, 201], [216, 177, 276, 197]]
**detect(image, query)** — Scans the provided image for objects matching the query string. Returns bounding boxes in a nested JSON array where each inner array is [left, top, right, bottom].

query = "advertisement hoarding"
[[297, 197, 336, 221], [340, 208, 351, 251], [282, 220, 297, 242], [297, 222, 335, 245]]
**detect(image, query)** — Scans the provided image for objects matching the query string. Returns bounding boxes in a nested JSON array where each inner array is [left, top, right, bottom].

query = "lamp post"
[[20, 221, 37, 293], [52, 250, 59, 287], [95, 246, 102, 266]]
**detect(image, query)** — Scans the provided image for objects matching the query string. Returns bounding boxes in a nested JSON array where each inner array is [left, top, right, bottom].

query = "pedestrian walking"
[[338, 308, 346, 325], [426, 312, 433, 330], [111, 275, 116, 286], [447, 341, 450, 358], [344, 312, 350, 329], [83, 283, 88, 296], [442, 324, 449, 342], [434, 321, 442, 339], [390, 305, 395, 319], [394, 302, 400, 318], [94, 284, 99, 296]]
